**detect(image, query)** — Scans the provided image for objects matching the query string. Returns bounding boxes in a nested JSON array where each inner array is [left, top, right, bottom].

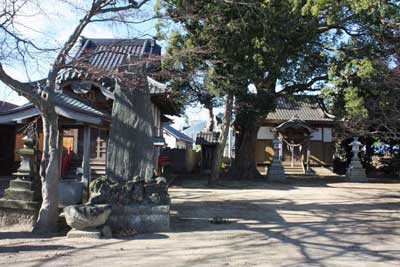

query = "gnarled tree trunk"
[[34, 106, 60, 233], [106, 79, 155, 182], [209, 95, 233, 184], [231, 121, 261, 179]]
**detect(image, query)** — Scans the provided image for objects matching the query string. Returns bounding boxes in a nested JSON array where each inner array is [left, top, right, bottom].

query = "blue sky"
[[0, 0, 212, 130]]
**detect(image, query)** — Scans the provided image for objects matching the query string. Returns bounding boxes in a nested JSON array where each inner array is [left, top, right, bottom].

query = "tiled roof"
[[54, 92, 108, 117], [76, 37, 161, 70], [164, 125, 194, 143], [266, 96, 335, 122], [56, 37, 168, 95], [0, 101, 18, 113], [0, 92, 109, 125], [147, 76, 168, 94]]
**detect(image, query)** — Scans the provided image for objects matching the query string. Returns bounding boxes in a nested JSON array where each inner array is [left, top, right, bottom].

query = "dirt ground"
[[1, 177, 400, 267]]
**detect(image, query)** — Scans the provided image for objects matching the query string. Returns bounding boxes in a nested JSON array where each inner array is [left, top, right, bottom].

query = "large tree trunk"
[[231, 121, 261, 179], [34, 110, 60, 233], [106, 79, 155, 182], [209, 95, 233, 184]]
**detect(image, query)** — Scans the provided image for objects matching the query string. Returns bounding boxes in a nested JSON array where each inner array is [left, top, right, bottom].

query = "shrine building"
[[255, 96, 337, 174], [0, 38, 179, 183]]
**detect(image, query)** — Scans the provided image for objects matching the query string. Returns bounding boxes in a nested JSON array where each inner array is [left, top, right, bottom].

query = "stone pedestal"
[[347, 157, 367, 182], [67, 228, 102, 239], [64, 204, 111, 239], [88, 176, 170, 234], [346, 137, 368, 182], [267, 138, 287, 181], [0, 137, 41, 227], [107, 204, 170, 233]]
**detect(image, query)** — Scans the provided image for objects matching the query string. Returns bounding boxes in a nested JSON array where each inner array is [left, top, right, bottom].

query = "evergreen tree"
[[160, 0, 399, 178]]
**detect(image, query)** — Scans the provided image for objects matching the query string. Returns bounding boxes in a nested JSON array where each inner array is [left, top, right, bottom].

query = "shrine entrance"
[[275, 115, 315, 172], [281, 140, 303, 166]]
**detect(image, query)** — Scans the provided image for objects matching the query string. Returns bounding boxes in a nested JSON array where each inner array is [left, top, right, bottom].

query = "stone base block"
[[0, 207, 37, 227], [107, 204, 170, 233], [347, 159, 368, 182], [67, 228, 101, 239], [347, 173, 368, 182], [267, 164, 287, 181]]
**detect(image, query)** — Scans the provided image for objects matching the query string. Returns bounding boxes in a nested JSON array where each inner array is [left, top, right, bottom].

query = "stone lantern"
[[13, 136, 36, 180], [267, 136, 286, 181], [346, 137, 367, 182], [0, 135, 41, 227]]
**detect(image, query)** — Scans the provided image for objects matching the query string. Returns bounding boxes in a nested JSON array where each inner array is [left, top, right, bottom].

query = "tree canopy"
[[158, 0, 399, 178]]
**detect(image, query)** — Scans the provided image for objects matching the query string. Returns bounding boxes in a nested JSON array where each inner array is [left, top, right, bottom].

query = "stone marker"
[[0, 136, 41, 227], [87, 175, 170, 233], [267, 137, 287, 181], [346, 137, 368, 182]]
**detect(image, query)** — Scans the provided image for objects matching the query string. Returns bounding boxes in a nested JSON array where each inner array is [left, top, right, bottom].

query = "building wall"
[[176, 140, 190, 150], [309, 141, 334, 166], [256, 123, 335, 166]]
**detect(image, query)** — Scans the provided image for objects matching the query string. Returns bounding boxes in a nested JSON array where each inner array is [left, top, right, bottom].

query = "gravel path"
[[1, 178, 400, 267]]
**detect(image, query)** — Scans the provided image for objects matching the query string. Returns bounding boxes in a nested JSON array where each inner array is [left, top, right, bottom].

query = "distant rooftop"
[[164, 125, 194, 143], [183, 120, 207, 141]]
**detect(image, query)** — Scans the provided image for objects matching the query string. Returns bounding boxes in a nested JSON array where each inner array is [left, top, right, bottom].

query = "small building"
[[196, 132, 220, 172], [255, 96, 336, 172], [163, 125, 194, 150]]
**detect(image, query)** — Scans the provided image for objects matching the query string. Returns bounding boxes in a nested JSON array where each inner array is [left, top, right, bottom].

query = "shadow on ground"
[[169, 178, 400, 266]]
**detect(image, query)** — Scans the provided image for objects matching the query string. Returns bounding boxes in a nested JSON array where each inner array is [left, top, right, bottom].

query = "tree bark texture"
[[106, 80, 155, 182], [34, 110, 60, 233], [231, 122, 261, 179], [205, 101, 214, 132], [209, 95, 233, 184]]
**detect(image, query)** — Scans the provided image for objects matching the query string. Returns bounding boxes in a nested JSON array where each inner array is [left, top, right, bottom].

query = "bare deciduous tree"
[[0, 0, 151, 232]]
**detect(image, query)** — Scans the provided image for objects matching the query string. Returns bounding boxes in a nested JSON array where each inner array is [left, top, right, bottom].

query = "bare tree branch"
[[0, 63, 42, 105]]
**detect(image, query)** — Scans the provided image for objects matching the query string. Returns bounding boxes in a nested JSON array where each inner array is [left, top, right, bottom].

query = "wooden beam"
[[81, 126, 91, 202]]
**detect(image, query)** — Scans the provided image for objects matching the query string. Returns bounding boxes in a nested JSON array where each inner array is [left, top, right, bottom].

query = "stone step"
[[4, 188, 37, 202], [0, 198, 40, 211], [282, 162, 303, 166], [9, 180, 35, 191], [284, 169, 304, 172], [90, 166, 106, 171], [92, 170, 106, 175], [90, 164, 106, 169], [283, 168, 304, 171], [283, 166, 305, 174]]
